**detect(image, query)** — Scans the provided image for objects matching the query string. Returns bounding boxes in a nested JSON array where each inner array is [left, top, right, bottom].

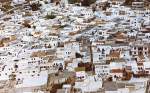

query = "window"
[[102, 49, 105, 54], [134, 52, 136, 54], [104, 66, 108, 68], [146, 36, 149, 38], [134, 47, 136, 50], [99, 32, 102, 35], [139, 52, 142, 55]]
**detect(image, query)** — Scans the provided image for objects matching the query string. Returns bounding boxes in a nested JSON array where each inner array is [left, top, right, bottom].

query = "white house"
[[13, 0, 25, 4], [95, 63, 110, 77], [64, 41, 80, 60]]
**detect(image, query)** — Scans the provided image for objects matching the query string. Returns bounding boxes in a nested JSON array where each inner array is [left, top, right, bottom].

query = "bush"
[[69, 0, 80, 4], [68, 0, 96, 6], [30, 3, 41, 11], [45, 1, 48, 4], [123, 0, 134, 6], [45, 14, 56, 19], [2, 4, 13, 10], [81, 0, 96, 6]]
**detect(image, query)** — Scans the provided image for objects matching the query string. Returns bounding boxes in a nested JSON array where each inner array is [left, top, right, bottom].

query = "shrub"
[[45, 14, 56, 19], [30, 3, 41, 11], [68, 0, 96, 6]]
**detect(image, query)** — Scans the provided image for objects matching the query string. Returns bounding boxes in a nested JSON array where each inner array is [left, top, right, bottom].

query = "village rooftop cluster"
[[0, 0, 150, 93]]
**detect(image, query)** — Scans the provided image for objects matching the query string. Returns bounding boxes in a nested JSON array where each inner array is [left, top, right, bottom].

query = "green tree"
[[45, 14, 56, 19], [68, 0, 96, 6], [30, 3, 41, 11]]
